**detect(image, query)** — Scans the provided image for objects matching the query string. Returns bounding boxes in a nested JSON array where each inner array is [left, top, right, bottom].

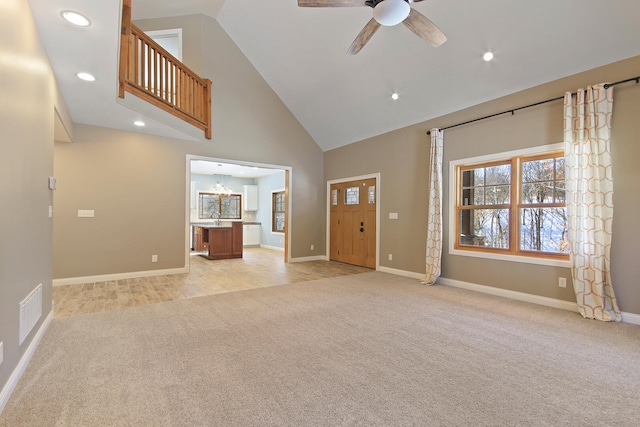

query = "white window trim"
[[448, 143, 570, 268]]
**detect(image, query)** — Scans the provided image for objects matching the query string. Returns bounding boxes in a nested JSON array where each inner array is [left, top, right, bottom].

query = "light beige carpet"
[[1, 272, 639, 426]]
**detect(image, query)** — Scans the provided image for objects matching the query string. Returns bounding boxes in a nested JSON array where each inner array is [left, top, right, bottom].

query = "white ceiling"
[[191, 160, 283, 178], [30, 0, 640, 151]]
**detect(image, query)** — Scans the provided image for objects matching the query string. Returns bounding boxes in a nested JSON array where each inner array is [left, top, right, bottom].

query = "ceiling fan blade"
[[347, 18, 381, 55], [402, 8, 447, 47], [298, 0, 365, 7]]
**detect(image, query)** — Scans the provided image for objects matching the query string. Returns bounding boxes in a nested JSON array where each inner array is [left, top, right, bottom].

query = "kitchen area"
[[189, 160, 286, 260]]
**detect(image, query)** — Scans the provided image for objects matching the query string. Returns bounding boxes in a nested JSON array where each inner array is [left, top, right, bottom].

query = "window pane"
[[221, 195, 241, 219], [522, 182, 554, 204], [332, 189, 338, 206], [272, 191, 286, 232], [345, 186, 359, 205], [472, 187, 485, 205], [485, 185, 510, 205], [459, 208, 509, 249], [522, 156, 566, 204], [520, 207, 568, 253], [522, 158, 554, 183], [275, 193, 285, 211], [199, 193, 220, 219], [368, 185, 375, 204], [555, 158, 565, 181], [485, 165, 511, 185], [463, 165, 510, 206], [274, 213, 285, 232]]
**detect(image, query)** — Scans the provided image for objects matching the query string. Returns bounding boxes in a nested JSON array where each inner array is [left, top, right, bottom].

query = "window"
[[454, 148, 568, 262], [272, 191, 285, 232], [198, 193, 241, 220], [344, 186, 359, 205]]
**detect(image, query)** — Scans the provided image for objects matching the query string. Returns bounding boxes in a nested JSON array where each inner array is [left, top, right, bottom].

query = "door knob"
[[360, 227, 364, 232]]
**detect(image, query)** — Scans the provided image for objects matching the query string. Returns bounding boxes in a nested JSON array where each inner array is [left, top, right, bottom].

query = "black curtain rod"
[[426, 75, 640, 135]]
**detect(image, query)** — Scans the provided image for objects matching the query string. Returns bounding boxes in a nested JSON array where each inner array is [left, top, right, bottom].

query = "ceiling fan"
[[297, 0, 447, 55]]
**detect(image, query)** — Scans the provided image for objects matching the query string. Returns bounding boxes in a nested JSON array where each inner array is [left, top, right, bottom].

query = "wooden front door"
[[330, 178, 376, 268]]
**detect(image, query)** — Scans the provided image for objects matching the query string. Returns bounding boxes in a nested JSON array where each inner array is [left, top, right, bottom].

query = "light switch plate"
[[389, 212, 398, 220], [78, 209, 95, 218], [48, 177, 57, 190]]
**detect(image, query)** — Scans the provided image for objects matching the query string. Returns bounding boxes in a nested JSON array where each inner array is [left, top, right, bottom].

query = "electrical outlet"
[[310, 244, 314, 250], [0, 341, 3, 366], [558, 277, 567, 288], [388, 254, 393, 261], [152, 255, 158, 262]]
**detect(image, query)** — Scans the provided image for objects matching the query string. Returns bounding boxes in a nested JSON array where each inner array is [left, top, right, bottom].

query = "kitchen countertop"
[[242, 222, 261, 225], [191, 223, 232, 228]]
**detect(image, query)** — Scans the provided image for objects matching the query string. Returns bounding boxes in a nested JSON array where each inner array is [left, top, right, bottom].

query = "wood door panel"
[[329, 178, 376, 268]]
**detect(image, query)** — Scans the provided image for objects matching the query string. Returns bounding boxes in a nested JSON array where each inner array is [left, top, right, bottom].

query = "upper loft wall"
[[134, 15, 203, 76]]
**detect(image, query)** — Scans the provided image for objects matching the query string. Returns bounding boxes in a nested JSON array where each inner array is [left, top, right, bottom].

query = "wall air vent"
[[19, 283, 42, 345]]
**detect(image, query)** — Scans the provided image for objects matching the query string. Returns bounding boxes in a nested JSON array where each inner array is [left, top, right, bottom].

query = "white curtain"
[[563, 84, 621, 321], [422, 128, 443, 285]]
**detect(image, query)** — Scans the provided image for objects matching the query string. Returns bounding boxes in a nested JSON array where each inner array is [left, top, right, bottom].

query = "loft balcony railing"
[[118, 0, 212, 139]]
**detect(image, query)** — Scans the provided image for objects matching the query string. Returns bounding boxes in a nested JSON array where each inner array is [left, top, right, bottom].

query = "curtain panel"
[[422, 128, 443, 285], [563, 84, 621, 321]]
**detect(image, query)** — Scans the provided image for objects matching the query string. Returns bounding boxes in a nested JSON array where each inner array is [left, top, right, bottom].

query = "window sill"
[[449, 247, 570, 268]]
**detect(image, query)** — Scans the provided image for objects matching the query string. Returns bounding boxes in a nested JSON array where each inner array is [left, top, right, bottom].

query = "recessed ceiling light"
[[61, 11, 91, 27], [391, 92, 399, 101], [76, 72, 95, 81], [483, 51, 495, 62], [133, 120, 146, 127]]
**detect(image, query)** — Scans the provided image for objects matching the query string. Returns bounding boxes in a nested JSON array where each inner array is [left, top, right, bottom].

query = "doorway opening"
[[185, 155, 291, 270], [326, 174, 380, 269]]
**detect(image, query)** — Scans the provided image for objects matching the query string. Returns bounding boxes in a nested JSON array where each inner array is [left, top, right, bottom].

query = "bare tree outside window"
[[272, 191, 285, 232], [456, 151, 568, 259]]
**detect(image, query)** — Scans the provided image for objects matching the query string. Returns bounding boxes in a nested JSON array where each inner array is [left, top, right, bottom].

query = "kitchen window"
[[451, 144, 569, 266], [198, 193, 242, 220]]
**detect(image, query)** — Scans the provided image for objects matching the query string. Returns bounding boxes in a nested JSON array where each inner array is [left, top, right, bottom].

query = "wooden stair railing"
[[118, 0, 212, 139]]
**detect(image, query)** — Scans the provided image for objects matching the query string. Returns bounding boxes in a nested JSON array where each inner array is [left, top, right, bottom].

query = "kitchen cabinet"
[[243, 185, 258, 211], [193, 222, 243, 260]]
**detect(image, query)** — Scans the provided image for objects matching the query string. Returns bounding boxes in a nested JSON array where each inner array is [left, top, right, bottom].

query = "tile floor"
[[53, 247, 371, 318]]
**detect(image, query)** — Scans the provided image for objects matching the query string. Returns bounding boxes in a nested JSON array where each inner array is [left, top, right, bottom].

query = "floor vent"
[[19, 284, 42, 345]]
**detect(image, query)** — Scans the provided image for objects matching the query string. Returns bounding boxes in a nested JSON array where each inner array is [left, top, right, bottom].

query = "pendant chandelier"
[[212, 164, 232, 194]]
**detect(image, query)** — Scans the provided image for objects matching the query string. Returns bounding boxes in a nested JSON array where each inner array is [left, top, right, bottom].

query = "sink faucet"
[[211, 211, 221, 225]]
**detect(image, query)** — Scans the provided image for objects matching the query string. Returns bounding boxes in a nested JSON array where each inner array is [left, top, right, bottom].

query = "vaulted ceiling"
[[30, 0, 640, 151]]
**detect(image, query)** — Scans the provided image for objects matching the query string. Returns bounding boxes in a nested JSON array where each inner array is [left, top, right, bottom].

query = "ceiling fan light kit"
[[373, 0, 410, 26], [298, 0, 447, 55]]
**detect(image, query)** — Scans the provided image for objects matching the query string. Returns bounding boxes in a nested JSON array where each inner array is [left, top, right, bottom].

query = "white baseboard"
[[378, 266, 424, 280], [437, 277, 580, 312], [52, 266, 189, 286], [289, 255, 327, 263], [621, 311, 640, 326], [0, 309, 53, 414]]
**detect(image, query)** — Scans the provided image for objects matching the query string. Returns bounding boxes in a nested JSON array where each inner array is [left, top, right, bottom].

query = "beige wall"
[[0, 0, 56, 396], [325, 56, 640, 315], [53, 15, 324, 279]]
